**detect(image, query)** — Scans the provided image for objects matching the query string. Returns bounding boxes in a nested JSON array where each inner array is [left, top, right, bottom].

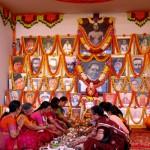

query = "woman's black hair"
[[59, 96, 68, 102], [99, 102, 113, 113], [91, 105, 104, 116], [96, 126, 111, 143], [1, 100, 21, 119], [34, 101, 50, 112], [111, 105, 123, 117], [22, 103, 32, 111], [50, 97, 60, 109]]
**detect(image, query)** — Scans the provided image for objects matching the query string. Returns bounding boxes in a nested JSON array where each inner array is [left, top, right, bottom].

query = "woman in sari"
[[31, 101, 58, 142], [44, 101, 67, 135], [50, 97, 69, 129], [0, 100, 22, 150], [84, 105, 130, 150], [17, 103, 48, 150]]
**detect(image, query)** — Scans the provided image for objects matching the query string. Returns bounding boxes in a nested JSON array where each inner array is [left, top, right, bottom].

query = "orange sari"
[[0, 115, 18, 150]]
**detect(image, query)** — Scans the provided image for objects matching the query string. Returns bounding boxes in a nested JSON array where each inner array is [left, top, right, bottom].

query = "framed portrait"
[[129, 108, 144, 126], [48, 77, 59, 91], [145, 77, 150, 92], [14, 38, 21, 55], [61, 36, 74, 55], [63, 106, 70, 117], [48, 56, 59, 73], [119, 93, 132, 107], [30, 56, 42, 74], [24, 91, 37, 104], [117, 38, 130, 54], [71, 107, 81, 119], [70, 93, 81, 107], [79, 16, 114, 46], [111, 55, 126, 75], [60, 78, 74, 92], [112, 77, 126, 92], [12, 73, 26, 90], [131, 56, 144, 74], [42, 37, 54, 54], [31, 78, 43, 90], [24, 37, 36, 52], [137, 34, 150, 53], [103, 93, 117, 104], [12, 56, 24, 73], [81, 59, 105, 81], [65, 56, 77, 73], [130, 77, 142, 92], [136, 93, 149, 107], [5, 90, 22, 105], [39, 91, 51, 103]]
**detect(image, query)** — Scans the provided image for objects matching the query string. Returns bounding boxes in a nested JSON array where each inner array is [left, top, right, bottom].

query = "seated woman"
[[51, 97, 71, 128], [31, 101, 59, 139], [17, 103, 48, 150], [0, 100, 22, 150], [100, 102, 129, 134], [43, 101, 67, 135]]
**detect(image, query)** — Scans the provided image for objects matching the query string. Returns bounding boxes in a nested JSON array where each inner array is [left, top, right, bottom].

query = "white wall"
[[0, 18, 13, 104], [16, 12, 150, 38]]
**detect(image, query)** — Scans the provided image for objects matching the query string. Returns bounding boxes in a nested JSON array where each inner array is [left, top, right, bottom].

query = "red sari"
[[0, 115, 18, 150], [84, 116, 130, 150]]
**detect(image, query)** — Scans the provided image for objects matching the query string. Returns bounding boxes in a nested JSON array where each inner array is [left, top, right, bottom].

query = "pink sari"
[[31, 111, 54, 144]]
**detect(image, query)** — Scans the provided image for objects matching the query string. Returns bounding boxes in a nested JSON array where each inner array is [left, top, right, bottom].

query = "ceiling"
[[0, 0, 150, 14]]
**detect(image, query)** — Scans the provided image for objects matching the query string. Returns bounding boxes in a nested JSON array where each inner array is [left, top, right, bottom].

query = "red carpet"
[[130, 128, 150, 150]]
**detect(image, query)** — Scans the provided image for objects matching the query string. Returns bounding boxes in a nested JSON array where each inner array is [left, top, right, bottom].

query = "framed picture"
[[65, 56, 77, 73], [129, 108, 144, 125], [130, 77, 142, 92], [119, 93, 132, 107], [31, 78, 43, 90], [24, 37, 36, 52], [132, 56, 144, 74], [136, 93, 149, 107], [61, 78, 74, 91], [55, 91, 66, 99], [79, 16, 114, 46], [48, 56, 59, 73], [117, 38, 130, 54], [39, 91, 51, 103], [111, 55, 126, 75], [138, 34, 150, 53], [12, 73, 26, 90], [71, 107, 81, 119], [24, 91, 37, 104], [48, 77, 59, 91], [30, 56, 42, 74], [70, 93, 81, 107], [42, 37, 54, 54], [12, 56, 24, 73], [15, 38, 21, 55], [61, 36, 74, 55]]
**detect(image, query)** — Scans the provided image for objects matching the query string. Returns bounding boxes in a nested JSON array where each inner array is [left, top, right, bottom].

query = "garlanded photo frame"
[[103, 93, 117, 105], [119, 92, 132, 107], [111, 55, 126, 76], [70, 93, 81, 107], [11, 73, 26, 90], [42, 36, 54, 54], [59, 35, 76, 56], [11, 56, 24, 73], [39, 91, 51, 103], [117, 37, 130, 54]]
